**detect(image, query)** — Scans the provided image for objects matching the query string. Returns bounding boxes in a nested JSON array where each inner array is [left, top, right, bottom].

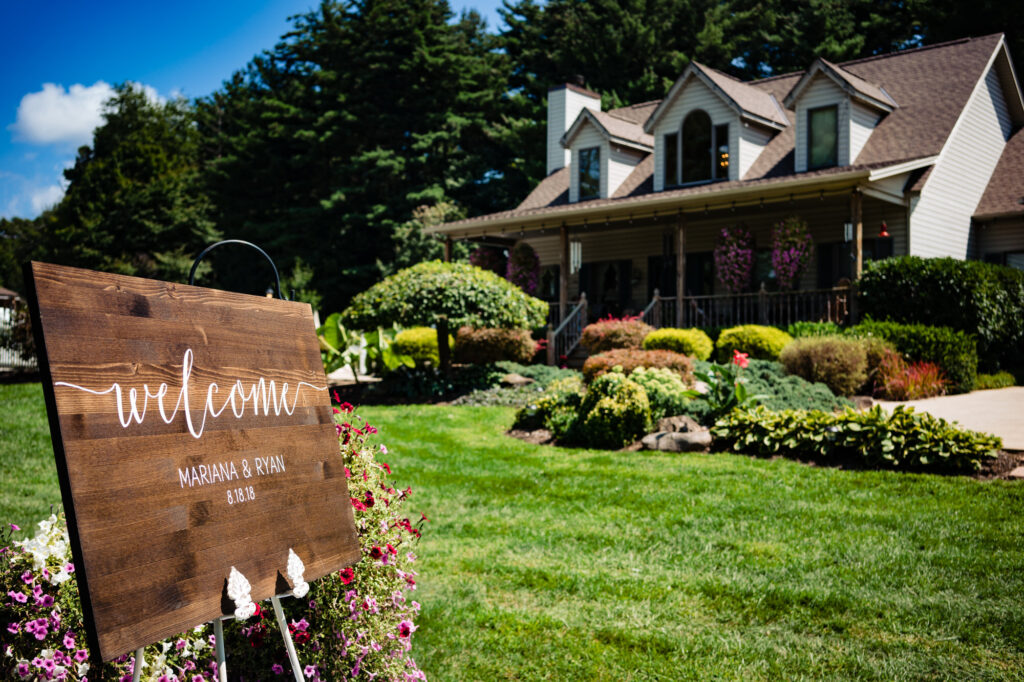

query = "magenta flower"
[[8, 590, 27, 604], [64, 632, 75, 649], [21, 571, 33, 584], [75, 649, 89, 662], [7, 622, 20, 634], [272, 663, 284, 675], [304, 664, 317, 678], [10, 523, 19, 532]]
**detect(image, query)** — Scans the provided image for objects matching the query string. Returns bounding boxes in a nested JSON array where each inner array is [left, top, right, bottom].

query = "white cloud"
[[30, 185, 65, 214], [9, 82, 114, 146], [8, 81, 164, 148]]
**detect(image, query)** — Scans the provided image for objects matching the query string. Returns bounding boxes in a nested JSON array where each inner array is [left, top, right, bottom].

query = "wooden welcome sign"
[[24, 261, 361, 662]]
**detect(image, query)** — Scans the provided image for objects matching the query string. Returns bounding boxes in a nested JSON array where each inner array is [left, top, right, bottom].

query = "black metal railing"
[[641, 286, 851, 329]]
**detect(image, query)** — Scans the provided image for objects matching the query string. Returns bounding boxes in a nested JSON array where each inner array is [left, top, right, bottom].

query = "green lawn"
[[4, 384, 1022, 679]]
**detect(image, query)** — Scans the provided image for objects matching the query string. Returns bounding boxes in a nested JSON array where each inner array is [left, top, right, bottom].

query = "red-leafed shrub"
[[875, 349, 948, 400], [580, 317, 654, 353], [582, 349, 693, 383], [454, 326, 536, 364]]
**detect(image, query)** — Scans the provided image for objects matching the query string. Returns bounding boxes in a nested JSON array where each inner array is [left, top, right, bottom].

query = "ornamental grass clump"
[[0, 402, 428, 682], [874, 349, 948, 400], [642, 328, 714, 360], [779, 335, 868, 396], [580, 317, 654, 353]]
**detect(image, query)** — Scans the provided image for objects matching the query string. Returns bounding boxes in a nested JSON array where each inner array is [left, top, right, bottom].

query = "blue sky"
[[0, 0, 508, 220]]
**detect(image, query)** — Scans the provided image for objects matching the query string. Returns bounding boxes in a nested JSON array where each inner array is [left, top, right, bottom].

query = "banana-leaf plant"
[[317, 313, 413, 382]]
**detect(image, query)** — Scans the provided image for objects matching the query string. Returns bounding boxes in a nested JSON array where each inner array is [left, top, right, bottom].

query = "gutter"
[[429, 167, 873, 236]]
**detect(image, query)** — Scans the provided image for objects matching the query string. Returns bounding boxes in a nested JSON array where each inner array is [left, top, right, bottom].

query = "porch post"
[[443, 237, 452, 263], [559, 223, 569, 322], [675, 211, 686, 328], [851, 189, 863, 278]]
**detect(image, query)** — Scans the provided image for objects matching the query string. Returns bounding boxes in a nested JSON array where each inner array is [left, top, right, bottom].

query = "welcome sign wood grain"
[[24, 261, 361, 662]]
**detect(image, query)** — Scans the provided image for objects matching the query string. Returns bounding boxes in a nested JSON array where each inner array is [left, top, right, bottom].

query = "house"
[[429, 34, 1024, 347]]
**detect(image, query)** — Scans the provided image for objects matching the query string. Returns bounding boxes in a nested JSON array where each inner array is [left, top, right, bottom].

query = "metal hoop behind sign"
[[188, 239, 287, 300]]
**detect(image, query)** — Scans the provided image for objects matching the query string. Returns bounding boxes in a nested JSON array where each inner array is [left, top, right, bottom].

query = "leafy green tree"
[[53, 84, 220, 282]]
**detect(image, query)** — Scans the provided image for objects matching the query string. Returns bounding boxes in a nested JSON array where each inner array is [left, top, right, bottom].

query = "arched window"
[[682, 110, 712, 183]]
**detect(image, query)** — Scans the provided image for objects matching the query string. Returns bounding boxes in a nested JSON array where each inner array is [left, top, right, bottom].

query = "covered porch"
[[436, 172, 911, 364]]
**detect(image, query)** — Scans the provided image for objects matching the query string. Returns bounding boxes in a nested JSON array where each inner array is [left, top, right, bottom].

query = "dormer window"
[[578, 147, 600, 199], [808, 105, 838, 169], [665, 110, 729, 185]]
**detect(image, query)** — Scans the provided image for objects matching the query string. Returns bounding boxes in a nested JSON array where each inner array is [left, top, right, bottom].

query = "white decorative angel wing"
[[287, 548, 309, 598], [227, 566, 256, 620]]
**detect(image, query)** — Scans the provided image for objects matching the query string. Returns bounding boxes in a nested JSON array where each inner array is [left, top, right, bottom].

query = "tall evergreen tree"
[[53, 84, 219, 282], [197, 0, 507, 312]]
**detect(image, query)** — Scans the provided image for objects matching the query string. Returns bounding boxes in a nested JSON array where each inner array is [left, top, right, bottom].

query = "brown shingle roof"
[[696, 63, 789, 127], [607, 100, 659, 125], [563, 109, 654, 150], [501, 34, 1008, 221], [975, 127, 1024, 218]]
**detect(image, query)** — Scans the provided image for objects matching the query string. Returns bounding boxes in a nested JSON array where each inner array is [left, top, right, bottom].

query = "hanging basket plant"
[[771, 216, 813, 290], [506, 241, 540, 295], [714, 223, 755, 294]]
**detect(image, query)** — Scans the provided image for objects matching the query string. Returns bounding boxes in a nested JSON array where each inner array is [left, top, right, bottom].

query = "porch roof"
[[430, 157, 929, 238], [974, 127, 1024, 220]]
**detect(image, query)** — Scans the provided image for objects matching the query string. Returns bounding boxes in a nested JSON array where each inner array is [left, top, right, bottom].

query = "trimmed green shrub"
[[860, 256, 1024, 371], [786, 321, 842, 338], [454, 327, 535, 364], [583, 349, 693, 383], [341, 261, 548, 330], [715, 325, 794, 362], [976, 371, 1015, 390], [392, 327, 452, 368], [780, 335, 868, 396], [629, 367, 691, 421], [580, 318, 654, 352], [576, 372, 651, 449], [712, 405, 1000, 474], [642, 327, 714, 360], [849, 319, 977, 393], [513, 376, 585, 438]]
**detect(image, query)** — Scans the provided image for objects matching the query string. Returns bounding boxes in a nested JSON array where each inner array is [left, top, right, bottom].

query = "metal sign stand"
[[131, 550, 310, 682]]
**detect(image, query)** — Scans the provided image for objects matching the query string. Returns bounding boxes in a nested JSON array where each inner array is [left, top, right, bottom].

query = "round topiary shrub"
[[582, 349, 693, 383], [513, 375, 585, 438], [454, 327, 536, 364], [779, 335, 868, 396], [580, 318, 654, 352], [715, 325, 793, 362], [629, 366, 690, 421], [642, 327, 714, 360], [341, 261, 548, 331], [577, 372, 651, 449], [393, 327, 453, 368]]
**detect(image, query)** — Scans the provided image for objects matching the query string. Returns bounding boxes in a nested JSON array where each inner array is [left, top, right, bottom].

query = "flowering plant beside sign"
[[1, 403, 427, 681]]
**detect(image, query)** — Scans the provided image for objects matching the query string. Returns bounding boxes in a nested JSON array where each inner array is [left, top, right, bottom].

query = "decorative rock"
[[851, 396, 874, 410], [641, 430, 712, 452], [1008, 466, 1024, 480], [500, 373, 535, 387], [657, 415, 703, 433]]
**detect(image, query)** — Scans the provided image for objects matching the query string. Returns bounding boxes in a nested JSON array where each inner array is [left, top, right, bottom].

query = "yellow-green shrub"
[[642, 328, 714, 360], [715, 325, 793, 362], [393, 327, 454, 368]]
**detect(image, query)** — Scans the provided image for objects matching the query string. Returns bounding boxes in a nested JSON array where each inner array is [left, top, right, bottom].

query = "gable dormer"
[[562, 109, 652, 202], [784, 58, 897, 172]]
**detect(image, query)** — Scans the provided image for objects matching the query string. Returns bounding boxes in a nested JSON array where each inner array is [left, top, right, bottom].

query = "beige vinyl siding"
[[569, 122, 606, 202], [652, 78, 737, 190], [547, 88, 601, 175], [909, 65, 1012, 258], [738, 124, 774, 179], [850, 101, 880, 163], [794, 75, 848, 172], [608, 144, 644, 197], [976, 218, 1024, 257]]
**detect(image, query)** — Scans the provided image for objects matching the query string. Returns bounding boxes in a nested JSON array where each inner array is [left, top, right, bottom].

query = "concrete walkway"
[[875, 386, 1024, 451]]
